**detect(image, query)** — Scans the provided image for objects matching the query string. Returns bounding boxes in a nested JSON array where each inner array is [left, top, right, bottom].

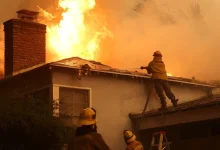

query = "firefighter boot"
[[171, 98, 178, 107], [158, 99, 168, 111]]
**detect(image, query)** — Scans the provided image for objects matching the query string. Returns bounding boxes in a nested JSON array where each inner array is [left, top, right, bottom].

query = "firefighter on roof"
[[123, 130, 144, 150], [69, 107, 110, 150], [140, 50, 178, 111]]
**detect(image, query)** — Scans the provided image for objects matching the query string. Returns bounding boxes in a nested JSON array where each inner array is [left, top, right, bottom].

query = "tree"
[[0, 94, 75, 150]]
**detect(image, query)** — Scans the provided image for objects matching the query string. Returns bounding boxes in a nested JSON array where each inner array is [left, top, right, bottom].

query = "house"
[[1, 9, 220, 150]]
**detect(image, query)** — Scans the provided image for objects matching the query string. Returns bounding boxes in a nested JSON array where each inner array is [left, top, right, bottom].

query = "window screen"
[[59, 87, 89, 117]]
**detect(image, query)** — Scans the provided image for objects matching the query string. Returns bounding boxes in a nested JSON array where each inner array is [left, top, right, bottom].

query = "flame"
[[38, 0, 112, 61], [167, 73, 173, 76]]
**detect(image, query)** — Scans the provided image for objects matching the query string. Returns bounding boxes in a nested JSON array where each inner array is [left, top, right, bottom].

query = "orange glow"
[[167, 73, 173, 76], [38, 0, 112, 61]]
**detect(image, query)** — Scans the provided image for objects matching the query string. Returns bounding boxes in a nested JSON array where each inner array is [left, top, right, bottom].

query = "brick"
[[4, 18, 46, 75]]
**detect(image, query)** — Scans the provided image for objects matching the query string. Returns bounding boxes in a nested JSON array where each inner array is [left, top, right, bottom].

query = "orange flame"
[[167, 73, 173, 76], [38, 0, 112, 61]]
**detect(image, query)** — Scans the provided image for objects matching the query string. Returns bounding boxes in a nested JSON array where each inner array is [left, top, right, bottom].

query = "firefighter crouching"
[[141, 50, 178, 111], [68, 107, 110, 150], [123, 130, 144, 150]]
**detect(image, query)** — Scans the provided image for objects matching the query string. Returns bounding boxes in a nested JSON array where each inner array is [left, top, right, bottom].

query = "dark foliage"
[[0, 95, 75, 150]]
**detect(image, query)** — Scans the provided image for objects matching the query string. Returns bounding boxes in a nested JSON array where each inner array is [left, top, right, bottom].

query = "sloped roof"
[[0, 57, 217, 87], [51, 57, 216, 87], [51, 57, 148, 76]]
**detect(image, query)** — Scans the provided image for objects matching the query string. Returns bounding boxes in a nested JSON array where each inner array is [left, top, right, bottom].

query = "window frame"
[[52, 84, 92, 117]]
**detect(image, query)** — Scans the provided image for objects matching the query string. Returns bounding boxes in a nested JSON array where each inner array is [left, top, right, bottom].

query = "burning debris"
[[77, 64, 91, 80]]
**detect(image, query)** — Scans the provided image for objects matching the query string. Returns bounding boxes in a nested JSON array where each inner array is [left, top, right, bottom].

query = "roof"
[[51, 57, 148, 76], [129, 94, 220, 119], [51, 57, 216, 87], [0, 57, 217, 87]]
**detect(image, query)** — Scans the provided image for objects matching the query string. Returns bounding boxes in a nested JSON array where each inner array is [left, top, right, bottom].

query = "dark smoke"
[[96, 0, 220, 81]]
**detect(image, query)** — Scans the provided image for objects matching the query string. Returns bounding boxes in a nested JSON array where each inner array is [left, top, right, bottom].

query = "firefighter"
[[69, 107, 110, 150], [140, 50, 178, 111], [123, 130, 144, 150]]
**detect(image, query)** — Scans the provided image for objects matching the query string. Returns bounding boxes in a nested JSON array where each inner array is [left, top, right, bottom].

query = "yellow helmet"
[[153, 50, 162, 57], [77, 108, 97, 127], [123, 130, 136, 143]]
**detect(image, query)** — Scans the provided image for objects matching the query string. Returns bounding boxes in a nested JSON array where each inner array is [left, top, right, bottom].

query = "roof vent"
[[16, 9, 39, 21]]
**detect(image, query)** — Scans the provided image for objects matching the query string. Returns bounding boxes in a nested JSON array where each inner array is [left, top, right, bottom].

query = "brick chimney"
[[3, 9, 46, 76]]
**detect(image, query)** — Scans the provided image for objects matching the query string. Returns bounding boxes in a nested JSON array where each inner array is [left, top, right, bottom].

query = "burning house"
[[1, 10, 220, 150]]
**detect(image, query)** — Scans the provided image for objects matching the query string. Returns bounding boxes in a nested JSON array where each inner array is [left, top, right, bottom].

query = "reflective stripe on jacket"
[[126, 140, 144, 150]]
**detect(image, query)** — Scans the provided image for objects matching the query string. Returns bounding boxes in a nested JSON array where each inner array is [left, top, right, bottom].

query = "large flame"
[[38, 0, 112, 61]]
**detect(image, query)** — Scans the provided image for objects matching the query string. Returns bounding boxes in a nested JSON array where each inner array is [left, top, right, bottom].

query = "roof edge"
[[0, 63, 50, 83], [50, 63, 217, 88], [129, 94, 220, 119]]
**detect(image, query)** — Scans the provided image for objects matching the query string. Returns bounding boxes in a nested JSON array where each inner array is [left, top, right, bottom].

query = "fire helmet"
[[153, 50, 162, 57], [123, 130, 136, 143], [77, 108, 97, 127]]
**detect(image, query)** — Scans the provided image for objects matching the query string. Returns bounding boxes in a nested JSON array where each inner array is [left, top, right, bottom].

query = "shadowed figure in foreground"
[[141, 50, 178, 111], [69, 107, 110, 150]]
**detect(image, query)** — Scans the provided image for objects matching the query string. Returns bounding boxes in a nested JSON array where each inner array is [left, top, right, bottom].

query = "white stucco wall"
[[147, 82, 210, 110], [52, 70, 209, 150]]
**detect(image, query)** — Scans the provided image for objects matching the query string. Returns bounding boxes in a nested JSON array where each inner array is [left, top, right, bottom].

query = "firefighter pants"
[[154, 79, 175, 105]]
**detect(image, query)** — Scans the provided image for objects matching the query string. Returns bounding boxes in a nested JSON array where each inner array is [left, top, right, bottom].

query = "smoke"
[[0, 0, 220, 81], [96, 0, 220, 81]]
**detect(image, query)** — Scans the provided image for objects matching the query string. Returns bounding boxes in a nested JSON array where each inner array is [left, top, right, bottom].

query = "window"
[[56, 86, 90, 117]]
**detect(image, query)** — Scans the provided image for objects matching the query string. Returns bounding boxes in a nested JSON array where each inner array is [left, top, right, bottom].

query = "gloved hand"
[[140, 66, 145, 69]]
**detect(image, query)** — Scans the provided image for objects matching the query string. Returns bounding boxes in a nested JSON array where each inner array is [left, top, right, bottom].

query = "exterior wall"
[[147, 81, 210, 110], [3, 19, 46, 76], [52, 67, 210, 150], [52, 68, 148, 150], [0, 66, 51, 102]]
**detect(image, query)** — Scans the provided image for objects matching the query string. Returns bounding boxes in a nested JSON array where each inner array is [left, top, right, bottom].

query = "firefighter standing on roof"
[[123, 130, 144, 150], [140, 50, 178, 111], [68, 107, 110, 150]]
